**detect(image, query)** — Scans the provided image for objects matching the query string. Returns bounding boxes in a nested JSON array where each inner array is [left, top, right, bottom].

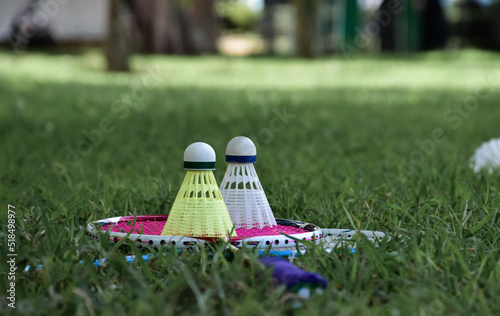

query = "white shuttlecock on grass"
[[220, 136, 277, 229], [471, 138, 500, 174]]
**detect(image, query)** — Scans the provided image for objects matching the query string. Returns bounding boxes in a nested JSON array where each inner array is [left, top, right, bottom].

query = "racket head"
[[87, 215, 322, 250], [321, 228, 388, 244], [318, 228, 389, 253]]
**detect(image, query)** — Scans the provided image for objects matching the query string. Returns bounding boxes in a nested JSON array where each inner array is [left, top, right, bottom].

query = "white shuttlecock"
[[220, 136, 277, 229], [471, 138, 500, 174]]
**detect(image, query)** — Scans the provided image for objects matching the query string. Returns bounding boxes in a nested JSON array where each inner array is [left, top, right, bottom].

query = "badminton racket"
[[87, 215, 323, 250], [87, 215, 388, 252], [26, 225, 387, 271]]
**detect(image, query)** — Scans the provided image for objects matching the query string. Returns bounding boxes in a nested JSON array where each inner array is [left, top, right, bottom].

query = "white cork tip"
[[184, 142, 216, 162], [226, 136, 257, 156]]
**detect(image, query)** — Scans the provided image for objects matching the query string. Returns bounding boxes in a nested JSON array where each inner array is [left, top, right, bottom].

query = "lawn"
[[1, 49, 500, 315]]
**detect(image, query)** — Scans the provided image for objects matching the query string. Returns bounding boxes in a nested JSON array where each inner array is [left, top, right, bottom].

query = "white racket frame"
[[87, 216, 323, 250], [87, 215, 388, 251]]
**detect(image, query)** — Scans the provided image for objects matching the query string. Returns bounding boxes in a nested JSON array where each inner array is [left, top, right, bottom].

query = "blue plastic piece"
[[258, 257, 327, 290], [226, 155, 257, 163]]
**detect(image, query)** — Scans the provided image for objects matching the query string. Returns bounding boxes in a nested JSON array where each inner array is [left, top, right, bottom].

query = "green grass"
[[1, 49, 500, 315]]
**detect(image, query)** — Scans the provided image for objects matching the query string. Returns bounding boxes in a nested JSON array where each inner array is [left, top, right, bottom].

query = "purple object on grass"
[[259, 257, 327, 290]]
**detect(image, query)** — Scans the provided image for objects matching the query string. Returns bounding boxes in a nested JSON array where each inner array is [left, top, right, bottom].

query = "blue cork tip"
[[226, 155, 257, 163]]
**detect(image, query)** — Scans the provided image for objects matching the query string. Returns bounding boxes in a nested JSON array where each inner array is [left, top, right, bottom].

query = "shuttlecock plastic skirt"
[[220, 163, 277, 229], [471, 138, 500, 174], [162, 170, 236, 238]]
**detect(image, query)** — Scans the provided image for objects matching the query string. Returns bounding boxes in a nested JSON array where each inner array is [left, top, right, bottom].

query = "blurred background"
[[1, 0, 500, 67]]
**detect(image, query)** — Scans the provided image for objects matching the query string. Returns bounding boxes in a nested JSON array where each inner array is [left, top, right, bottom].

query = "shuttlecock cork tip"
[[184, 142, 216, 170], [226, 136, 257, 163]]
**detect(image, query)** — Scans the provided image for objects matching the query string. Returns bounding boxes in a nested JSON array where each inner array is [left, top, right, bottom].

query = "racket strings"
[[103, 219, 165, 235], [101, 218, 312, 240]]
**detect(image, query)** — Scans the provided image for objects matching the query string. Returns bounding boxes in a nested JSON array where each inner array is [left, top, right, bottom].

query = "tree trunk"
[[188, 0, 219, 54], [130, 0, 154, 53], [260, 0, 276, 54], [154, 0, 185, 54], [130, 0, 218, 55], [421, 0, 448, 51], [379, 0, 396, 51], [294, 0, 317, 58], [106, 0, 130, 71]]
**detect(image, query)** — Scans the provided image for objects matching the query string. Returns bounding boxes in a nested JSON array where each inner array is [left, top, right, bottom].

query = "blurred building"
[[0, 0, 108, 47]]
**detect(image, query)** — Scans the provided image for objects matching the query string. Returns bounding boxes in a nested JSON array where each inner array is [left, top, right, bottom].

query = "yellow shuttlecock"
[[161, 142, 236, 238]]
